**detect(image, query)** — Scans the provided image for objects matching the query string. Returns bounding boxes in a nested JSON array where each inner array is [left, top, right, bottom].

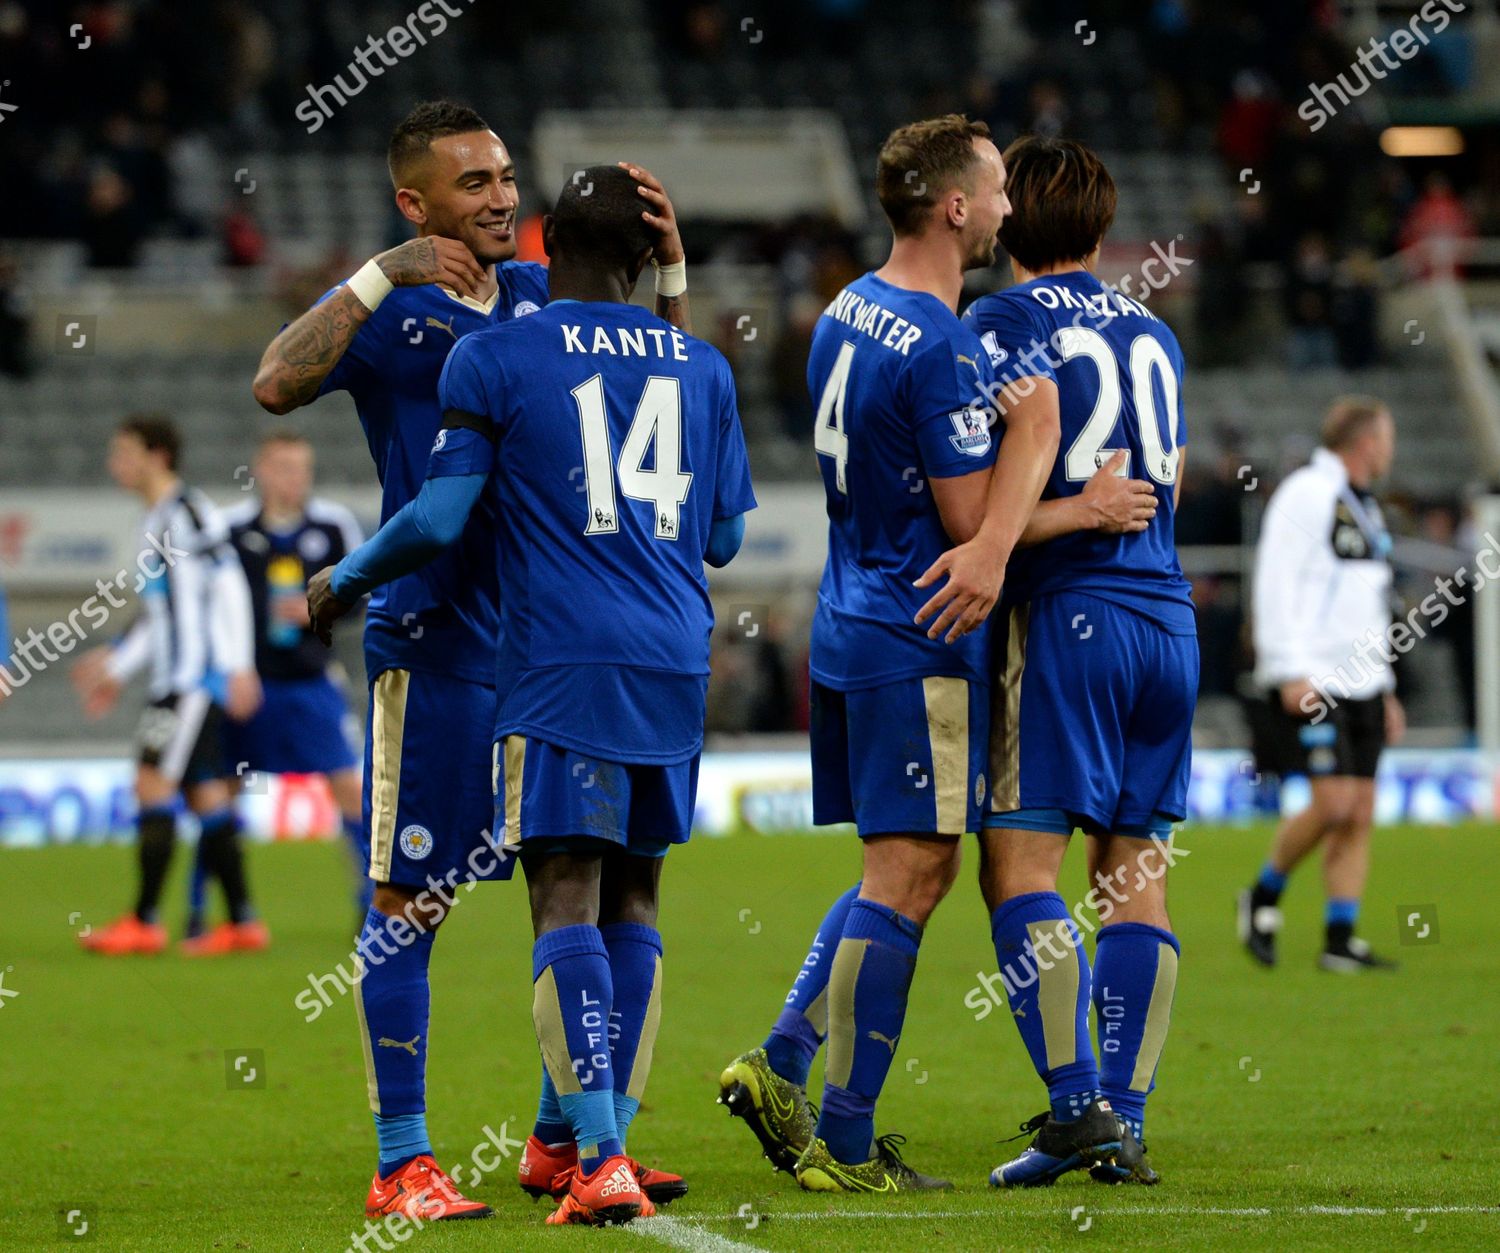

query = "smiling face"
[[960, 138, 1010, 271], [397, 130, 519, 264]]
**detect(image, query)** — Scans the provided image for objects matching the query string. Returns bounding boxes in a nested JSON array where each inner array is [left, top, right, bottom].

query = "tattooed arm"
[[252, 236, 487, 414], [252, 286, 371, 415]]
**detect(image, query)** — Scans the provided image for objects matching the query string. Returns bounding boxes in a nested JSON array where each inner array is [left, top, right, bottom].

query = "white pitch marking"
[[630, 1214, 764, 1252], [694, 1203, 1499, 1221]]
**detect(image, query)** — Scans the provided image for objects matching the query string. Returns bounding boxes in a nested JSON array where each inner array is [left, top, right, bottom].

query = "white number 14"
[[572, 373, 693, 540]]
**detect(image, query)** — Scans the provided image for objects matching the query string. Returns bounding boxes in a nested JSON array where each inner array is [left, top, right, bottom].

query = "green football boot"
[[717, 1048, 818, 1174], [794, 1134, 951, 1193]]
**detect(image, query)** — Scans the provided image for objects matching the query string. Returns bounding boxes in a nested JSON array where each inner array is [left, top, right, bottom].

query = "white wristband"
[[653, 259, 687, 299], [347, 259, 394, 311]]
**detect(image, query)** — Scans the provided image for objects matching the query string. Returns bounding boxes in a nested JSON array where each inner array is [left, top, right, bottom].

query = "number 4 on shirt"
[[572, 373, 694, 540], [814, 340, 855, 494]]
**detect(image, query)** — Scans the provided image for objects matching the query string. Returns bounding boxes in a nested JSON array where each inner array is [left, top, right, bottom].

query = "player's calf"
[[1087, 836, 1179, 1161], [984, 875, 1105, 1130]]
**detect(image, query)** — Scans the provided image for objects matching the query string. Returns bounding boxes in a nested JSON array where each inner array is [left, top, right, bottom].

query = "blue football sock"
[[1326, 897, 1359, 927], [990, 892, 1100, 1122], [344, 816, 374, 915], [816, 898, 922, 1164], [601, 921, 663, 1149], [1256, 863, 1288, 897], [373, 1113, 430, 1178], [765, 882, 860, 1087], [354, 905, 435, 1176], [532, 924, 621, 1174], [1093, 922, 1180, 1139], [533, 1066, 572, 1146], [187, 832, 210, 929]]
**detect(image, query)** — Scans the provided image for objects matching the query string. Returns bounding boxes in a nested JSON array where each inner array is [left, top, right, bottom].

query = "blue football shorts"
[[223, 673, 359, 778], [810, 674, 989, 836], [361, 667, 515, 888], [494, 734, 699, 859], [986, 592, 1198, 838]]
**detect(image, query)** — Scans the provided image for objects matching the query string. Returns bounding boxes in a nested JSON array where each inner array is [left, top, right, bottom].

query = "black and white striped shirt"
[[107, 485, 255, 700]]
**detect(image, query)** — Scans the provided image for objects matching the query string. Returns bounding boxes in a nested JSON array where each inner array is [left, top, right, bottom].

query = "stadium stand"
[[3, 0, 1499, 745]]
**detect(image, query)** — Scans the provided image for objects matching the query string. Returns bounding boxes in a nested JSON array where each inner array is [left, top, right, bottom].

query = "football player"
[[213, 430, 367, 927], [718, 119, 1157, 1192], [72, 416, 267, 956], [253, 102, 691, 1221], [308, 165, 754, 1225], [955, 136, 1196, 1187]]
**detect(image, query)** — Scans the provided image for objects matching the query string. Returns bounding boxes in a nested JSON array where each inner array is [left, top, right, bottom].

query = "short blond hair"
[[1321, 395, 1390, 450], [876, 114, 992, 237]]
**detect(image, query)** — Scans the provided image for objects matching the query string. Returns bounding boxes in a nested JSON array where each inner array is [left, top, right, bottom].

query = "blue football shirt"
[[963, 269, 1195, 633], [427, 300, 757, 764], [316, 260, 550, 683], [808, 272, 999, 691]]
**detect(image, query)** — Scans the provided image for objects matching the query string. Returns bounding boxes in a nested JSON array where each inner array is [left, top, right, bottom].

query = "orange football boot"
[[365, 1154, 493, 1221], [519, 1136, 686, 1205], [80, 914, 167, 956], [544, 1156, 643, 1226], [626, 1156, 687, 1204], [179, 919, 272, 956], [230, 919, 271, 951], [518, 1136, 575, 1200]]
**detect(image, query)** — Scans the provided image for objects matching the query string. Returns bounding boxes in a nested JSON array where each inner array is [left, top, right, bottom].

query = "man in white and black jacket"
[[1239, 396, 1405, 973]]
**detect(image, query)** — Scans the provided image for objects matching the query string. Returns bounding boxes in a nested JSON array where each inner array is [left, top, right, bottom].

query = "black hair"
[[117, 413, 180, 469], [550, 165, 654, 268], [387, 100, 492, 186]]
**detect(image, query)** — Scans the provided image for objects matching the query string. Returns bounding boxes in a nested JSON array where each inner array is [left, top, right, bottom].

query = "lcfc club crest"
[[514, 300, 541, 318], [948, 407, 992, 457], [399, 824, 434, 860]]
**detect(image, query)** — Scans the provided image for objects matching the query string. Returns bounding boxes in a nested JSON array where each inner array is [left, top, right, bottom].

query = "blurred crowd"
[[4, 0, 1493, 736], [5, 2, 1492, 301]]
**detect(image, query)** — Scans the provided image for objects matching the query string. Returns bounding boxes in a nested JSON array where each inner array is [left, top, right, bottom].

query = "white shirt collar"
[[1310, 446, 1349, 487], [437, 283, 500, 315]]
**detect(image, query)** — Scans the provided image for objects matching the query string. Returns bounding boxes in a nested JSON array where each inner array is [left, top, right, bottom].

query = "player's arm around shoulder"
[[904, 326, 1000, 546], [252, 236, 487, 414], [914, 329, 1059, 643]]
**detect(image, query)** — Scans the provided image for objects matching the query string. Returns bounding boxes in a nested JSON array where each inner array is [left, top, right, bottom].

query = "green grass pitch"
[[3, 823, 1497, 1250]]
